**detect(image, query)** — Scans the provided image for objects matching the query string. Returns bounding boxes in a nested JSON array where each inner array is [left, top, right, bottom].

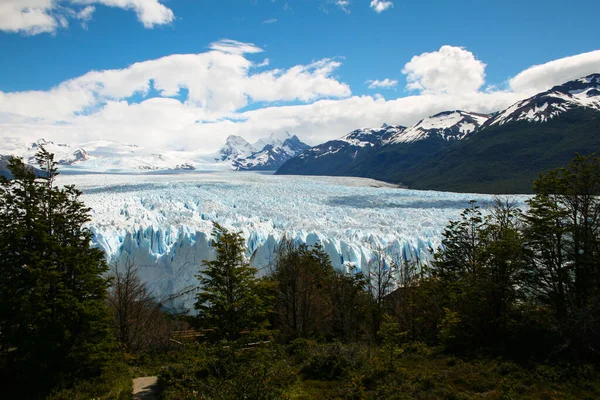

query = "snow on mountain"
[[487, 73, 600, 126], [212, 131, 310, 171], [216, 135, 256, 162], [57, 171, 523, 312], [387, 111, 491, 144], [297, 124, 405, 161], [0, 132, 309, 173], [0, 138, 91, 166]]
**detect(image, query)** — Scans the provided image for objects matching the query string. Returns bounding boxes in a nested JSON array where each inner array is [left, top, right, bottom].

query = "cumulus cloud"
[[0, 0, 174, 34], [366, 79, 398, 89], [370, 0, 393, 13], [0, 44, 598, 152], [509, 49, 600, 93], [402, 45, 486, 94], [0, 40, 350, 122], [0, 0, 57, 35]]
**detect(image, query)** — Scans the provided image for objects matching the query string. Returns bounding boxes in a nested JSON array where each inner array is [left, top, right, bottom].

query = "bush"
[[301, 342, 366, 381], [159, 344, 296, 400], [46, 363, 132, 400]]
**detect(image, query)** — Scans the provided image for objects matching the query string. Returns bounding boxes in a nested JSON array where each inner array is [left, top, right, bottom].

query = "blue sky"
[[0, 0, 599, 150]]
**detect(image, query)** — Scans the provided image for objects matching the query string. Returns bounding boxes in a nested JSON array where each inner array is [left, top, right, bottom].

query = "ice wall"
[[56, 171, 524, 313]]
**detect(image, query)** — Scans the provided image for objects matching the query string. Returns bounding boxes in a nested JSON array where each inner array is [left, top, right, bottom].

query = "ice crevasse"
[[62, 172, 518, 313]]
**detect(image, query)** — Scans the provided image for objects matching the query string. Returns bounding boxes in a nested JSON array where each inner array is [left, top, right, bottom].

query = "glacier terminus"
[[57, 171, 525, 312]]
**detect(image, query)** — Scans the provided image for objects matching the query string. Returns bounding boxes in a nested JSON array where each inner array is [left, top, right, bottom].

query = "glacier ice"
[[58, 171, 527, 313]]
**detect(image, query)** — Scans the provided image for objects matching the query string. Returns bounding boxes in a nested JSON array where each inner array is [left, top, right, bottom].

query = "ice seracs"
[[57, 171, 523, 312]]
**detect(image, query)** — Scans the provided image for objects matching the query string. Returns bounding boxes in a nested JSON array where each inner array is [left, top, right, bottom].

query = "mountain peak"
[[488, 73, 600, 127], [388, 110, 491, 144]]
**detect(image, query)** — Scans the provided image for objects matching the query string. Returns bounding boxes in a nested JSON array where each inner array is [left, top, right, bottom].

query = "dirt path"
[[132, 376, 158, 400]]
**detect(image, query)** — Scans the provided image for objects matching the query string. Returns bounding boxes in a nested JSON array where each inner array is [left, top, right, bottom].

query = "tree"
[[0, 148, 114, 395], [363, 250, 398, 339], [523, 153, 600, 361], [195, 223, 271, 342], [426, 199, 526, 353], [108, 259, 172, 353], [269, 239, 334, 339]]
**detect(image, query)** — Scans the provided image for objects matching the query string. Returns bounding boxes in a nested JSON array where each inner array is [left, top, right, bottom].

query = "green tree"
[[427, 199, 526, 353], [523, 153, 600, 361], [269, 239, 334, 340], [0, 148, 115, 396], [195, 223, 271, 342]]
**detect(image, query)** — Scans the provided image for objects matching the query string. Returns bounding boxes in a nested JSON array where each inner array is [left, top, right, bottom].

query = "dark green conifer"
[[195, 223, 271, 342], [0, 148, 115, 396]]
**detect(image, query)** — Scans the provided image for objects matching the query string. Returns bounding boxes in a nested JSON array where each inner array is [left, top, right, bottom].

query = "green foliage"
[[195, 223, 272, 343], [404, 108, 600, 193], [423, 199, 526, 354], [0, 148, 116, 397], [159, 344, 296, 400], [523, 153, 600, 361], [378, 314, 407, 369], [269, 239, 336, 340], [46, 362, 132, 400], [300, 342, 366, 381], [437, 308, 461, 348]]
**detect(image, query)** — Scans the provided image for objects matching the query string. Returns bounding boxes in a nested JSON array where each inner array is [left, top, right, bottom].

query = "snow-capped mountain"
[[216, 135, 256, 163], [277, 124, 405, 176], [0, 132, 310, 173], [401, 74, 600, 193], [277, 110, 491, 178], [386, 111, 491, 144], [214, 131, 310, 171], [278, 74, 600, 192], [486, 73, 600, 127], [0, 138, 218, 172]]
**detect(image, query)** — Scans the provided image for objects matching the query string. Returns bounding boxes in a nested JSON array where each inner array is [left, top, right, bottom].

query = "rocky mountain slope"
[[277, 74, 600, 193], [277, 111, 491, 179], [215, 132, 310, 171]]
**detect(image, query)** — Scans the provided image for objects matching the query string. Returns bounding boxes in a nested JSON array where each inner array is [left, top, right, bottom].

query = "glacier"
[[58, 171, 527, 313]]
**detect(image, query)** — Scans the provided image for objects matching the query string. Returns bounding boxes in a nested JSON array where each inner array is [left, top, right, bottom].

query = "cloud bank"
[[1, 43, 599, 152]]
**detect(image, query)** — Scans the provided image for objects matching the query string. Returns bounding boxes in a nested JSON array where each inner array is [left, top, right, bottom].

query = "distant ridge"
[[277, 74, 600, 194]]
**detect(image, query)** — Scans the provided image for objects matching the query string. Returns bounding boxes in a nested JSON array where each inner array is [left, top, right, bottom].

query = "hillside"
[[404, 108, 600, 193], [277, 74, 600, 194]]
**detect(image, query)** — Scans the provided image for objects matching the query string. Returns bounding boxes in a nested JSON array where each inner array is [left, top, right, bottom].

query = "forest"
[[1, 149, 600, 399]]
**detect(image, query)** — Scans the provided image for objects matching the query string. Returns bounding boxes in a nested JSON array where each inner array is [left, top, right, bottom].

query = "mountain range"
[[215, 132, 310, 171], [0, 132, 310, 173], [277, 74, 600, 194]]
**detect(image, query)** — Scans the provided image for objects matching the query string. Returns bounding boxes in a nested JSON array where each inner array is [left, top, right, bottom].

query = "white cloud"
[[366, 79, 398, 89], [336, 1, 351, 13], [0, 0, 57, 35], [509, 49, 600, 93], [402, 45, 486, 94], [370, 0, 393, 13], [0, 45, 598, 153], [76, 5, 96, 21], [0, 40, 350, 122], [262, 18, 278, 24], [0, 0, 174, 35], [208, 39, 264, 55]]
